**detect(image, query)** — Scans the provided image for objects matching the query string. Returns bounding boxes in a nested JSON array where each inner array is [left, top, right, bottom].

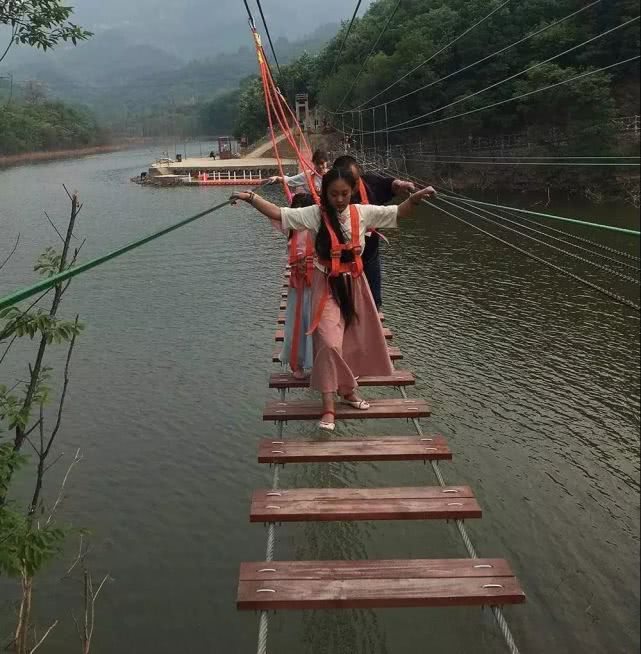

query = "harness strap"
[[289, 282, 305, 372], [307, 205, 364, 335]]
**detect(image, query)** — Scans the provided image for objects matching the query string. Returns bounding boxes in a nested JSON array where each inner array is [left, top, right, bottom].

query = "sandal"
[[340, 395, 371, 410], [318, 411, 336, 432]]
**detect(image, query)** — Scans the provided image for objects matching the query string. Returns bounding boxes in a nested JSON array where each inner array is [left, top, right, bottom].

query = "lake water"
[[0, 147, 639, 654]]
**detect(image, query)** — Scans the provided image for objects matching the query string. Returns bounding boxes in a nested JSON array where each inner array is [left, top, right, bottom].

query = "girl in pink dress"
[[232, 168, 435, 431]]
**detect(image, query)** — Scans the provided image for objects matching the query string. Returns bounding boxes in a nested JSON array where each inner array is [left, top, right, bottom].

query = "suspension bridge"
[[1, 1, 639, 653]]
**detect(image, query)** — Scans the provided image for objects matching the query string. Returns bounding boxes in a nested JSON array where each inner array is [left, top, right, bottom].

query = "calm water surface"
[[0, 148, 639, 654]]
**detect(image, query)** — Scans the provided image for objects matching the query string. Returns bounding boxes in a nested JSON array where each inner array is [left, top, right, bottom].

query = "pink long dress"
[[280, 204, 397, 394]]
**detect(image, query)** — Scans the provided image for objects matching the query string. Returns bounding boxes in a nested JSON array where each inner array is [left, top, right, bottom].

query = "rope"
[[258, 45, 293, 204], [331, 0, 364, 74], [425, 198, 641, 312], [376, 157, 640, 237], [434, 194, 641, 236], [398, 153, 640, 160], [257, 391, 284, 654], [353, 0, 513, 111], [0, 197, 250, 312], [335, 0, 402, 111], [402, 157, 640, 167], [398, 386, 520, 654], [363, 55, 641, 134], [382, 16, 641, 131], [437, 193, 640, 271], [503, 211, 641, 263], [242, 0, 256, 28], [255, 0, 283, 77], [373, 159, 640, 309], [439, 196, 641, 285], [425, 185, 641, 268]]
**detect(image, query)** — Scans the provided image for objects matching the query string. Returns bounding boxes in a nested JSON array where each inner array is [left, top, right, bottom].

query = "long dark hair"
[[316, 167, 358, 326]]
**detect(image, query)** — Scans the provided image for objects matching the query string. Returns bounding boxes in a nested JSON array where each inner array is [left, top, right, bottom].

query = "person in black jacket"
[[333, 155, 419, 310]]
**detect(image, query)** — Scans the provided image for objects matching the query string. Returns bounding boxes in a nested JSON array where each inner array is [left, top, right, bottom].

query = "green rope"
[[0, 199, 233, 312], [445, 197, 641, 237]]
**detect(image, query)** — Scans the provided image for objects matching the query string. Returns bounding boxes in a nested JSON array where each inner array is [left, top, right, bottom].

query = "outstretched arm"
[[231, 191, 282, 222], [397, 186, 437, 219], [392, 179, 417, 195]]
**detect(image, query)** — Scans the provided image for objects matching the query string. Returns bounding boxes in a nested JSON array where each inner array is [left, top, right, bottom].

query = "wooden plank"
[[250, 485, 480, 523], [263, 398, 430, 421], [274, 328, 392, 343], [237, 575, 525, 610], [269, 370, 415, 389], [258, 436, 451, 463], [240, 559, 516, 581], [252, 486, 473, 502], [251, 497, 481, 522], [272, 346, 402, 363]]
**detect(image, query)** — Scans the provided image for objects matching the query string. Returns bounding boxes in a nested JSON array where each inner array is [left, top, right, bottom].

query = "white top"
[[284, 171, 322, 193], [281, 204, 398, 250]]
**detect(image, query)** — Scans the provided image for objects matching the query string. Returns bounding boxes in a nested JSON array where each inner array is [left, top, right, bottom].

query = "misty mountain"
[[68, 0, 368, 58], [2, 0, 370, 65], [3, 21, 338, 128]]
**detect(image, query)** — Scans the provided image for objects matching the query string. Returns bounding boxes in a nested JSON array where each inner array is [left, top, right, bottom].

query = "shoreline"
[[0, 142, 147, 169]]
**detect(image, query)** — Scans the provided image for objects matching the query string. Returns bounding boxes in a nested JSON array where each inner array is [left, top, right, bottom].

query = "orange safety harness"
[[307, 205, 364, 335]]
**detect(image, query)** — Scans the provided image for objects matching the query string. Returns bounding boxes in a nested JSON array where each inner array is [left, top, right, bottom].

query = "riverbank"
[[405, 160, 641, 207], [0, 142, 145, 169]]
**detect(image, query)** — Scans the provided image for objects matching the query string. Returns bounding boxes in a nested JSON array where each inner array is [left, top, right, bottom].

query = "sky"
[[47, 0, 373, 59]]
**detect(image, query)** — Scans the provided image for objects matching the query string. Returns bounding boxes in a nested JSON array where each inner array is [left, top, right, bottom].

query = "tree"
[[0, 190, 99, 654], [0, 0, 92, 64]]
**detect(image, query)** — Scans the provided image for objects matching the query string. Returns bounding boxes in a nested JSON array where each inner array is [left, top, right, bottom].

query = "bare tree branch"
[[65, 534, 85, 577], [42, 211, 65, 244], [23, 417, 43, 439], [0, 334, 18, 366], [43, 317, 79, 459], [43, 452, 65, 474], [28, 620, 58, 654], [0, 233, 20, 271], [24, 436, 40, 457], [0, 24, 18, 66], [0, 288, 53, 342], [45, 449, 83, 526]]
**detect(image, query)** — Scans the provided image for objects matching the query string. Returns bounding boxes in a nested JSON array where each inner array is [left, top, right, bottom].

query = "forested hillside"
[[230, 0, 640, 154]]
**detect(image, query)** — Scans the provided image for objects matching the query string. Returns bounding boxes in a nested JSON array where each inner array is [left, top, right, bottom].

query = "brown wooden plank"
[[274, 328, 392, 343], [272, 346, 402, 363], [263, 398, 430, 421], [237, 576, 525, 610], [250, 497, 481, 523], [240, 559, 515, 581], [269, 370, 415, 390], [259, 436, 450, 463], [252, 486, 473, 502]]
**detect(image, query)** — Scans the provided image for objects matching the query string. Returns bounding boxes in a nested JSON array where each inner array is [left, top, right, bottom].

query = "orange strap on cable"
[[254, 29, 292, 204]]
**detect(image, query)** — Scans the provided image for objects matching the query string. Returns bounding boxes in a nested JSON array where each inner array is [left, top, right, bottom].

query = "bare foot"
[[292, 369, 309, 380]]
